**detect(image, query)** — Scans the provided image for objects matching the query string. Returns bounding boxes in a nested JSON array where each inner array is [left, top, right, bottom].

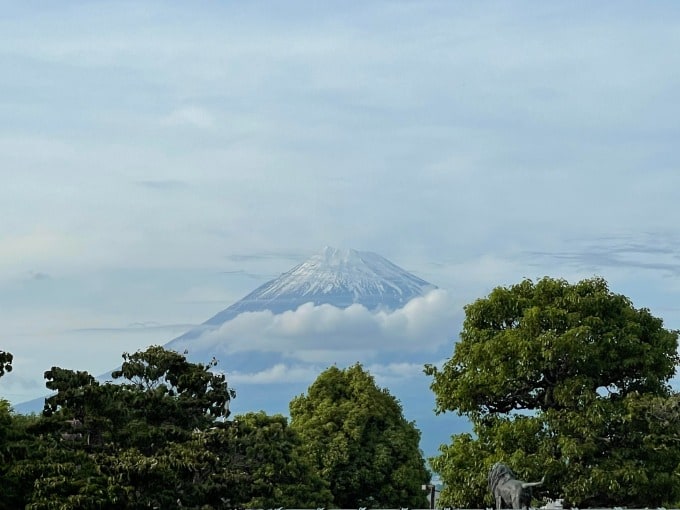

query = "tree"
[[290, 363, 430, 508], [109, 345, 235, 454], [425, 277, 680, 507], [14, 346, 242, 509], [232, 411, 333, 509]]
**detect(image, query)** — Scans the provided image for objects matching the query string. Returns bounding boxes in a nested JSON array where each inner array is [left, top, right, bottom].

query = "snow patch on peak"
[[317, 246, 376, 268], [319, 246, 358, 265], [254, 246, 435, 304]]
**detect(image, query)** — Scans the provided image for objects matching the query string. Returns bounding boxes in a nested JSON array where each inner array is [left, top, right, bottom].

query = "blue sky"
[[2, 1, 680, 416]]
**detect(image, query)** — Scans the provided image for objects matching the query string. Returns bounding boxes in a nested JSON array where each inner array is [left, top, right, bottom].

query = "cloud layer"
[[169, 289, 462, 387], [191, 289, 458, 359]]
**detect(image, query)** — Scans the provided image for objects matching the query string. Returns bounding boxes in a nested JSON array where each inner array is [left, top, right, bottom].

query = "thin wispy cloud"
[[161, 106, 216, 129], [136, 180, 189, 191], [224, 252, 306, 264], [527, 233, 680, 276], [69, 323, 196, 334], [227, 364, 321, 385], [366, 361, 436, 386], [220, 270, 274, 280]]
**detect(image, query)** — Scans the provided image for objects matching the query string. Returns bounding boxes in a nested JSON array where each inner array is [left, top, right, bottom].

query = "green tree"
[[14, 346, 242, 509], [290, 363, 430, 508], [110, 345, 235, 453], [233, 411, 333, 508], [425, 277, 680, 507]]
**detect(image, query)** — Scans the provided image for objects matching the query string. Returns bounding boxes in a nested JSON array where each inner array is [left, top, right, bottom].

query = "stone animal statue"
[[488, 462, 545, 510]]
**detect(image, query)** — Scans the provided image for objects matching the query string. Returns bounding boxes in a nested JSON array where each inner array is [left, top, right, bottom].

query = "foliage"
[[7, 346, 244, 508], [233, 411, 333, 508], [112, 346, 234, 422], [425, 277, 680, 508], [0, 350, 26, 509], [0, 400, 37, 509], [290, 363, 431, 508]]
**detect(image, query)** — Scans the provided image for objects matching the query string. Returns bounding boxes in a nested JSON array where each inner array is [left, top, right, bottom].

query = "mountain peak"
[[317, 246, 363, 265], [257, 247, 434, 301]]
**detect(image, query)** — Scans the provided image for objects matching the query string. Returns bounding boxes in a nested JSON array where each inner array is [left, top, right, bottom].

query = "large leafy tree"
[[110, 345, 235, 453], [425, 277, 680, 507], [290, 363, 430, 508], [38, 346, 235, 453], [13, 346, 241, 509]]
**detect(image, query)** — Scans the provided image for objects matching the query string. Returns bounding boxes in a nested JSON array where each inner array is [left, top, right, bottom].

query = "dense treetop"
[[426, 277, 680, 508], [291, 363, 430, 509], [427, 277, 678, 416]]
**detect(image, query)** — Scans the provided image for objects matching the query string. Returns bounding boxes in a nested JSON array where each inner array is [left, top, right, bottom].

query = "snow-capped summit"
[[252, 246, 435, 304], [166, 247, 436, 346]]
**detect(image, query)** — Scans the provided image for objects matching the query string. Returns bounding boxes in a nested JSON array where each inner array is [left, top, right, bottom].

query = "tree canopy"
[[425, 277, 680, 508], [290, 363, 431, 508], [232, 411, 333, 509]]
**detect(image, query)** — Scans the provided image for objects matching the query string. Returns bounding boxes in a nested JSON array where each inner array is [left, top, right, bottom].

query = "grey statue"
[[488, 462, 545, 510]]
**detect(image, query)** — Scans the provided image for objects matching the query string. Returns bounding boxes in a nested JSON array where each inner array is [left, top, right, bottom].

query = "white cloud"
[[227, 364, 321, 385], [219, 355, 453, 388], [365, 361, 432, 386], [284, 349, 378, 364], [223, 360, 445, 387], [186, 289, 459, 362], [161, 106, 216, 129]]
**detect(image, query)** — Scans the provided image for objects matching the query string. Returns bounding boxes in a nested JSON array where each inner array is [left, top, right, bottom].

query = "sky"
[[3, 0, 680, 425]]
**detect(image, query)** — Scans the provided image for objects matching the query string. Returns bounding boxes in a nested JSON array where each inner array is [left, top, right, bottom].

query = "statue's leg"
[[512, 490, 521, 509]]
